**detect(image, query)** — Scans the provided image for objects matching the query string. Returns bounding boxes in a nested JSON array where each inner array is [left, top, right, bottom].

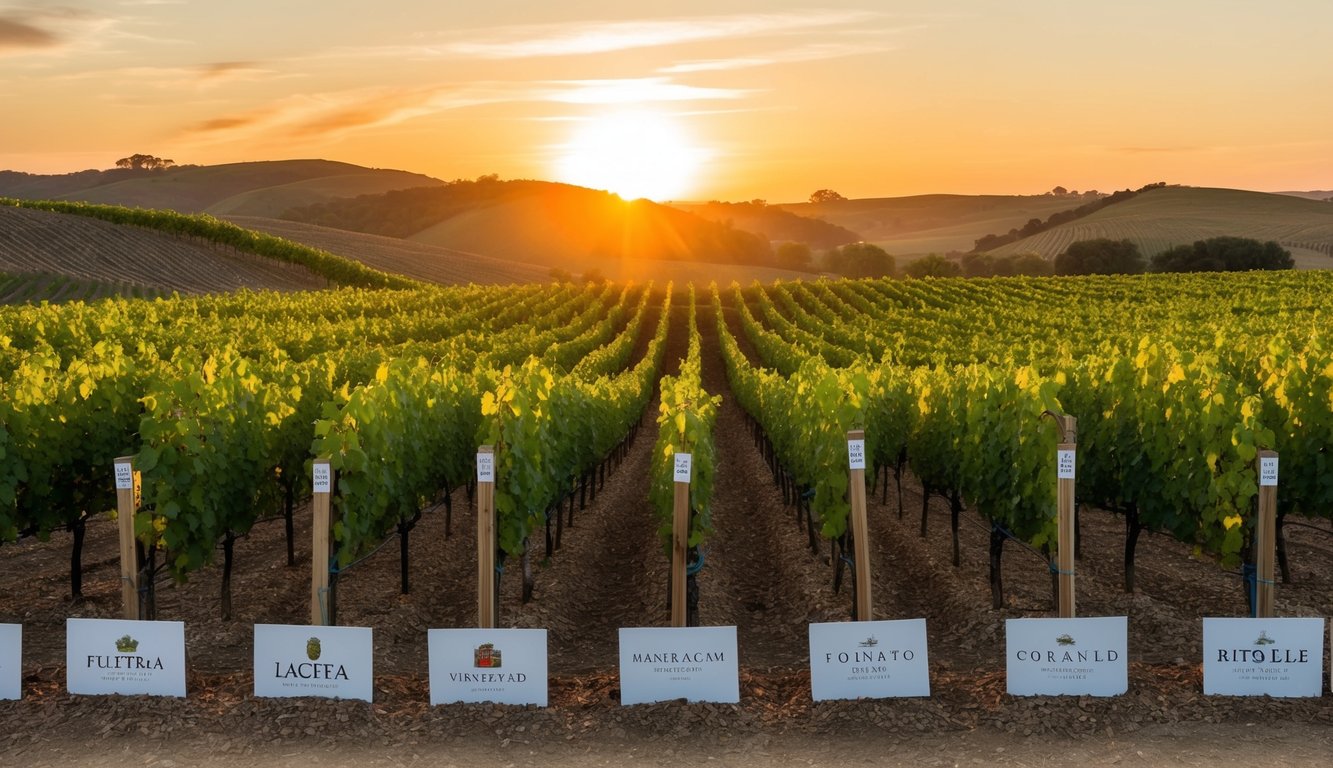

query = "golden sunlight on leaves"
[[554, 110, 708, 201]]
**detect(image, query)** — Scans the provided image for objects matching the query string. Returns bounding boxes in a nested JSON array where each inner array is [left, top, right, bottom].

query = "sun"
[[554, 111, 707, 201]]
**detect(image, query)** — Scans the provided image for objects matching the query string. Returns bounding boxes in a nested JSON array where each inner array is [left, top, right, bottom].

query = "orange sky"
[[2, 1, 1331, 202]]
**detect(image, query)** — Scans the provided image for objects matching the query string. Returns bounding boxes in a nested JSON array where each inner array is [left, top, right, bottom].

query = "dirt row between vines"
[[1, 299, 1332, 767]]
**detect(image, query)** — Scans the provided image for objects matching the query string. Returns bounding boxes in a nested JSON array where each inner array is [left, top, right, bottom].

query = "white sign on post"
[[847, 439, 866, 471], [1006, 616, 1127, 696], [808, 619, 929, 700], [0, 624, 20, 700], [1203, 617, 1324, 697], [618, 626, 738, 705], [66, 618, 186, 697], [428, 628, 547, 706], [477, 452, 495, 483], [1259, 456, 1278, 487], [114, 463, 134, 490], [312, 463, 331, 494], [673, 453, 692, 483], [1057, 450, 1076, 480], [254, 624, 374, 701]]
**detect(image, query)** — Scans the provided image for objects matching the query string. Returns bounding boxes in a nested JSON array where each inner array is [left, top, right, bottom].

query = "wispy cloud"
[[0, 7, 97, 54], [439, 10, 882, 59], [659, 41, 889, 74], [57, 60, 277, 89], [545, 78, 750, 105], [183, 85, 514, 143]]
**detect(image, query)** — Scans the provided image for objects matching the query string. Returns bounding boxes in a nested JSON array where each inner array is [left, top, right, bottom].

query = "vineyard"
[[1, 270, 1331, 755], [986, 187, 1333, 267]]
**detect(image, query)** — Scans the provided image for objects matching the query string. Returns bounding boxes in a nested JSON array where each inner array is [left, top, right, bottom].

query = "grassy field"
[[986, 187, 1333, 266]]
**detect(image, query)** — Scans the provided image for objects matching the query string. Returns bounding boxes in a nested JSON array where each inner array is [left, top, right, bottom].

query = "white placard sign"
[[254, 624, 374, 702], [476, 452, 494, 483], [66, 618, 186, 697], [114, 463, 134, 490], [0, 624, 20, 700], [1259, 456, 1278, 487], [312, 463, 331, 493], [428, 628, 547, 706], [619, 626, 738, 705], [847, 439, 866, 471], [1006, 616, 1127, 696], [1203, 617, 1324, 697], [808, 619, 929, 700], [673, 453, 692, 483], [1057, 450, 1076, 480]]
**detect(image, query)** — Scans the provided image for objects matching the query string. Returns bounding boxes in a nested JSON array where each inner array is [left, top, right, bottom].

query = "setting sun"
[[554, 111, 708, 201]]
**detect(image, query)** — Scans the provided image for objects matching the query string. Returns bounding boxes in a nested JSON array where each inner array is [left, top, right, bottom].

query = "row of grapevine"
[[730, 272, 1332, 606], [477, 285, 671, 605], [650, 286, 720, 624], [0, 282, 631, 617]]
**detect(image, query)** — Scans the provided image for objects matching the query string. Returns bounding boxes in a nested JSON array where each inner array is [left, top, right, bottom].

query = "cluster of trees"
[[820, 234, 1294, 282], [1053, 236, 1294, 275], [961, 252, 1050, 277], [691, 200, 859, 251], [114, 154, 175, 170], [972, 182, 1168, 253]]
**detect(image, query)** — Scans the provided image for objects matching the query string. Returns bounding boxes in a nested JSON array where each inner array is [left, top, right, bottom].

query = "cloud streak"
[[659, 41, 890, 73], [440, 10, 882, 59], [0, 15, 58, 51]]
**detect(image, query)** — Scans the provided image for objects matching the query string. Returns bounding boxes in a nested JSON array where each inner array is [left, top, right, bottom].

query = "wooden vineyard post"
[[847, 431, 873, 621], [1056, 416, 1077, 619], [113, 456, 139, 620], [671, 453, 691, 628], [310, 458, 333, 626], [476, 446, 496, 629], [1255, 450, 1279, 618]]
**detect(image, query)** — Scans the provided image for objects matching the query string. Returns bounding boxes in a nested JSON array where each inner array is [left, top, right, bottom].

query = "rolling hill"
[[283, 179, 782, 271], [0, 160, 442, 217], [985, 187, 1333, 267]]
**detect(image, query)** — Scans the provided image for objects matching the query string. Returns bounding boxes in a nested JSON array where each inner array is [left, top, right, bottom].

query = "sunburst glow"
[[554, 111, 708, 201]]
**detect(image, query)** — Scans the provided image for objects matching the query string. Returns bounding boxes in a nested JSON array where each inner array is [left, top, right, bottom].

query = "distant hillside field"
[[776, 193, 1088, 255], [228, 216, 551, 285], [0, 160, 442, 217], [285, 179, 778, 270], [0, 205, 327, 294], [233, 216, 812, 285], [985, 187, 1333, 267], [672, 201, 860, 249]]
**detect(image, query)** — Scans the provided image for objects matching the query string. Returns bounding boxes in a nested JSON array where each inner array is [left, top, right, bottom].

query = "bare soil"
[[2, 302, 1331, 766]]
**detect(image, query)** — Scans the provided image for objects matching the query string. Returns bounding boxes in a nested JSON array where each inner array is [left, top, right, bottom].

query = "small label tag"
[[114, 463, 134, 491], [673, 453, 692, 483], [477, 452, 495, 483], [847, 439, 866, 470], [312, 463, 331, 494], [1057, 450, 1075, 480], [1260, 456, 1278, 487]]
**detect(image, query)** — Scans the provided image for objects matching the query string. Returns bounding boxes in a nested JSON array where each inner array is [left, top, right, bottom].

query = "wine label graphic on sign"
[[474, 643, 502, 668], [429, 628, 547, 706], [66, 618, 186, 697], [1203, 617, 1324, 697], [253, 624, 373, 702]]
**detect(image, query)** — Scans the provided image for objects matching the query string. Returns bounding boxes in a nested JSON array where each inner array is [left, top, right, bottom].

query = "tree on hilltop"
[[809, 189, 847, 203], [115, 154, 175, 171]]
